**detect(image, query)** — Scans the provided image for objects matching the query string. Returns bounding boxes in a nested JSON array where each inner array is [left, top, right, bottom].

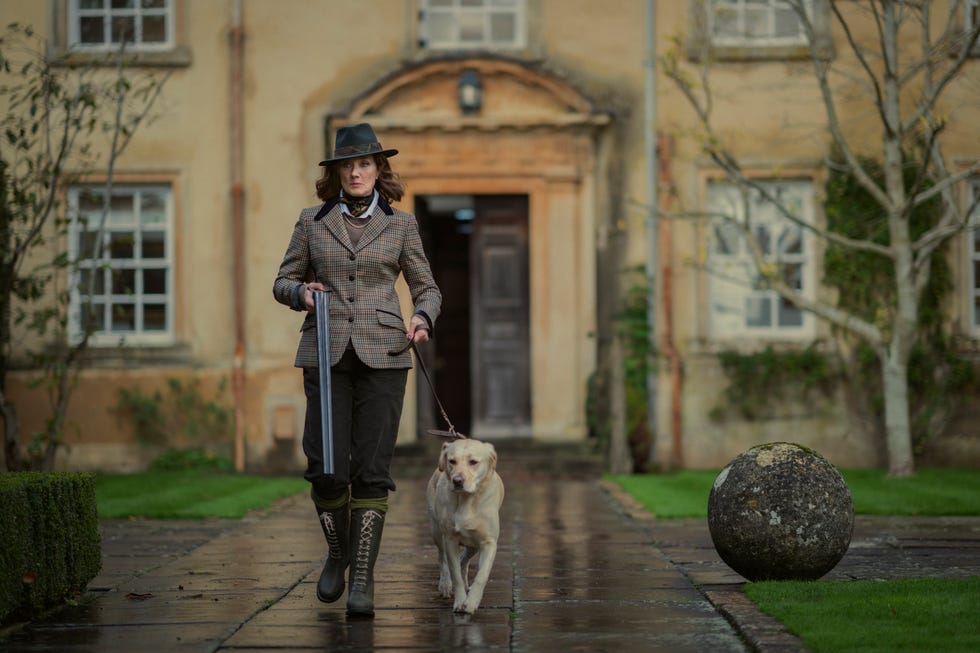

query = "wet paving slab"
[[4, 464, 980, 652]]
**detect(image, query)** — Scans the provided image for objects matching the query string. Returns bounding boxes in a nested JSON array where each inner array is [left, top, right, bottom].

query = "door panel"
[[471, 196, 530, 437]]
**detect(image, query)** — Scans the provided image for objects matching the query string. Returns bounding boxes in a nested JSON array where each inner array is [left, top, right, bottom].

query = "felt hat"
[[318, 122, 398, 166]]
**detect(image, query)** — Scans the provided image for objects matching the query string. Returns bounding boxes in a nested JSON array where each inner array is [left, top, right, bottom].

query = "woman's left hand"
[[407, 315, 430, 344]]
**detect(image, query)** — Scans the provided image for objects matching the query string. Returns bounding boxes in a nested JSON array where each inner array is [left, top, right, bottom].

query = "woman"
[[273, 123, 442, 617]]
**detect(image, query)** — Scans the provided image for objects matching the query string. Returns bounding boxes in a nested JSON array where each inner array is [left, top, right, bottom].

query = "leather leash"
[[388, 338, 466, 440]]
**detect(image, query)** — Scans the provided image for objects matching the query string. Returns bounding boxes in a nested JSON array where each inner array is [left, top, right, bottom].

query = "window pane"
[[973, 231, 979, 253], [81, 302, 106, 332], [140, 192, 166, 224], [143, 268, 167, 293], [975, 296, 980, 327], [974, 260, 980, 284], [80, 0, 105, 9], [109, 232, 134, 259], [713, 222, 740, 255], [143, 304, 167, 330], [109, 194, 134, 224], [783, 262, 802, 290], [111, 16, 135, 43], [111, 304, 136, 331], [778, 296, 803, 327], [458, 14, 485, 42], [142, 0, 166, 8], [142, 15, 166, 42], [778, 224, 802, 255], [712, 5, 739, 38], [754, 225, 771, 255], [426, 13, 454, 43], [78, 269, 106, 295], [773, 7, 800, 38], [490, 12, 516, 41], [142, 231, 165, 258], [744, 7, 769, 39], [77, 231, 103, 260], [79, 17, 104, 43], [111, 269, 136, 294], [112, 0, 136, 8], [745, 296, 772, 327]]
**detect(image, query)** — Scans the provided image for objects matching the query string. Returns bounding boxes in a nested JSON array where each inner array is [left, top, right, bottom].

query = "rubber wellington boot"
[[345, 508, 386, 617], [315, 505, 350, 603]]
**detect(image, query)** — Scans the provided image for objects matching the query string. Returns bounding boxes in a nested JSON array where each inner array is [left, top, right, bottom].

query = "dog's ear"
[[485, 442, 497, 473], [438, 442, 450, 472]]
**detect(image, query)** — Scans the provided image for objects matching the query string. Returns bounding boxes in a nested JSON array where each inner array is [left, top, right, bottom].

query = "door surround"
[[324, 56, 610, 443]]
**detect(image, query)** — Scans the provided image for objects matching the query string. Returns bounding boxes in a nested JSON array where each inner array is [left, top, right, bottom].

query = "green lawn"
[[745, 577, 980, 653], [606, 467, 980, 518], [608, 467, 980, 653], [95, 472, 307, 519]]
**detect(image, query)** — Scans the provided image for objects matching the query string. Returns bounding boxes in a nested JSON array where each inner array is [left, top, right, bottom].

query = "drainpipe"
[[230, 0, 246, 471], [644, 0, 659, 467], [658, 133, 684, 469]]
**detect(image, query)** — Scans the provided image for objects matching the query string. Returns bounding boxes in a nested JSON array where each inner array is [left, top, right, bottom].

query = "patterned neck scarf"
[[342, 190, 375, 218]]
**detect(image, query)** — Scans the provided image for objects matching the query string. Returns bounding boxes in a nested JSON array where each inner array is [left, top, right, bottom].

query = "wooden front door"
[[470, 196, 530, 437]]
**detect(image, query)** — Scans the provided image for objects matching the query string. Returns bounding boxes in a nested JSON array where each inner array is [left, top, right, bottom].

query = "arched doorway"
[[325, 57, 610, 443]]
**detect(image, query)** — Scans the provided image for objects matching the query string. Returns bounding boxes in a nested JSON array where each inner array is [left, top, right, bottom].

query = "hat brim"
[[318, 148, 398, 167]]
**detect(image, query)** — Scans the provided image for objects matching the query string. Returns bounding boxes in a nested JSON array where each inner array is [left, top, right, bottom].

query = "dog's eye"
[[447, 458, 456, 466], [469, 459, 478, 466]]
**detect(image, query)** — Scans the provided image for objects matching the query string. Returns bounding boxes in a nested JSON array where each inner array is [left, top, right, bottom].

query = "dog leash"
[[388, 338, 466, 440]]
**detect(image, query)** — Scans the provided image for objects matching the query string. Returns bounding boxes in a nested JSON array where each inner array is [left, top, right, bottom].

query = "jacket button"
[[348, 296, 355, 302], [348, 253, 355, 261], [348, 274, 355, 281], [348, 316, 354, 323]]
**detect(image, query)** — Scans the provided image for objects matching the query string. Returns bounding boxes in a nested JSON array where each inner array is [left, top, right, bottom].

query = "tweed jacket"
[[273, 196, 442, 369]]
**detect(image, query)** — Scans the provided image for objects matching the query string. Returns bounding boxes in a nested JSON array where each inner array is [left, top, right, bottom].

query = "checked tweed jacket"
[[273, 196, 441, 369]]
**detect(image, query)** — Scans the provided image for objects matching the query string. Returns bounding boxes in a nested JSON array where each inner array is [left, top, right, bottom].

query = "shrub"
[[0, 473, 101, 624]]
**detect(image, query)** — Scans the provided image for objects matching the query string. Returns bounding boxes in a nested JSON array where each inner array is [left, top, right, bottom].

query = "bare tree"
[[0, 24, 167, 470], [662, 1, 980, 476]]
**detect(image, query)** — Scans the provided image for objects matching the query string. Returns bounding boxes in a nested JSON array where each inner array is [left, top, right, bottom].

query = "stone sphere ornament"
[[707, 442, 854, 582]]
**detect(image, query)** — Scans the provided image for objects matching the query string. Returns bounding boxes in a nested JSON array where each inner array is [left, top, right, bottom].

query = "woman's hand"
[[303, 282, 327, 312], [407, 314, 430, 343]]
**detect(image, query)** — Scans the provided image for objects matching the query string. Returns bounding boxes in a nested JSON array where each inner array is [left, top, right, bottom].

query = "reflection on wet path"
[[2, 469, 748, 652]]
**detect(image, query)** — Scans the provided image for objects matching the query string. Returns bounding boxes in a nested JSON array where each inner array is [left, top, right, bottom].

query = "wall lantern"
[[457, 69, 483, 115]]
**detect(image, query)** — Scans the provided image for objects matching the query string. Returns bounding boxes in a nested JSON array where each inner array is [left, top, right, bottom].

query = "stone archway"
[[328, 57, 610, 443]]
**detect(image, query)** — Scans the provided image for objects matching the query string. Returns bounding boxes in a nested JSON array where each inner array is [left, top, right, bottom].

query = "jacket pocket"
[[376, 309, 407, 333], [299, 314, 316, 332]]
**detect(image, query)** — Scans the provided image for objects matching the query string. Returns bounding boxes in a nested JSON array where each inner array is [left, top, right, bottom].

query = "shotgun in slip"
[[314, 290, 334, 476]]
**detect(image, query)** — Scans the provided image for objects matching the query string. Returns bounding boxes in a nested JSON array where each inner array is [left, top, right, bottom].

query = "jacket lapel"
[[353, 201, 392, 252], [315, 201, 354, 253]]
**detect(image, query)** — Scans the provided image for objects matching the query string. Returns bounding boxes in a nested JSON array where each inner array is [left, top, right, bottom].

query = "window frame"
[[49, 0, 191, 67], [67, 0, 175, 52], [67, 183, 176, 347], [687, 0, 833, 62], [418, 0, 529, 52], [706, 178, 816, 341]]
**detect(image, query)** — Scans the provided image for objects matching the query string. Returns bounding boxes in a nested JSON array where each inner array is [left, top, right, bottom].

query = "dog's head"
[[438, 439, 497, 494]]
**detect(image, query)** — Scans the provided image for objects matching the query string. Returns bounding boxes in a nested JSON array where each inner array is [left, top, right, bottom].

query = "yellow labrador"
[[426, 438, 505, 614]]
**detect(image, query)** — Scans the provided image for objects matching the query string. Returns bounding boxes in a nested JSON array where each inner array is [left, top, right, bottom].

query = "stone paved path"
[[3, 463, 979, 652]]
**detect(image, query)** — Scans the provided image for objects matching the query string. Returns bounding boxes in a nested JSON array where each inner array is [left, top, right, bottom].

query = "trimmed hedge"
[[0, 472, 101, 624]]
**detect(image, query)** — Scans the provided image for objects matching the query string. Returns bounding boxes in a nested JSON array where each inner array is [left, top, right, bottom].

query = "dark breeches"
[[302, 349, 408, 500]]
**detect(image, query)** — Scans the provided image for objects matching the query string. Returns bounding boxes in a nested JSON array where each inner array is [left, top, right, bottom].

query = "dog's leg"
[[445, 538, 469, 612], [436, 535, 453, 598], [460, 540, 497, 614], [460, 546, 478, 590]]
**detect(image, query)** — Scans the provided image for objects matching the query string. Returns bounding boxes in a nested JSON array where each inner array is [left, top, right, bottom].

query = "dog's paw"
[[453, 600, 473, 614], [452, 591, 470, 613], [459, 596, 480, 614], [438, 581, 453, 598]]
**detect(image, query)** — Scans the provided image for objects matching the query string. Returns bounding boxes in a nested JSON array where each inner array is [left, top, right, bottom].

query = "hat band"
[[334, 142, 383, 157]]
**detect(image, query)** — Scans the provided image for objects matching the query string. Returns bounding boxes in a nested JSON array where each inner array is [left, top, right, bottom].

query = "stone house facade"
[[4, 0, 979, 471]]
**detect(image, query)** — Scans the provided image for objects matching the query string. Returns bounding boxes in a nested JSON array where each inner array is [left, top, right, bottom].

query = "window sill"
[[50, 45, 192, 68], [76, 342, 195, 368]]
